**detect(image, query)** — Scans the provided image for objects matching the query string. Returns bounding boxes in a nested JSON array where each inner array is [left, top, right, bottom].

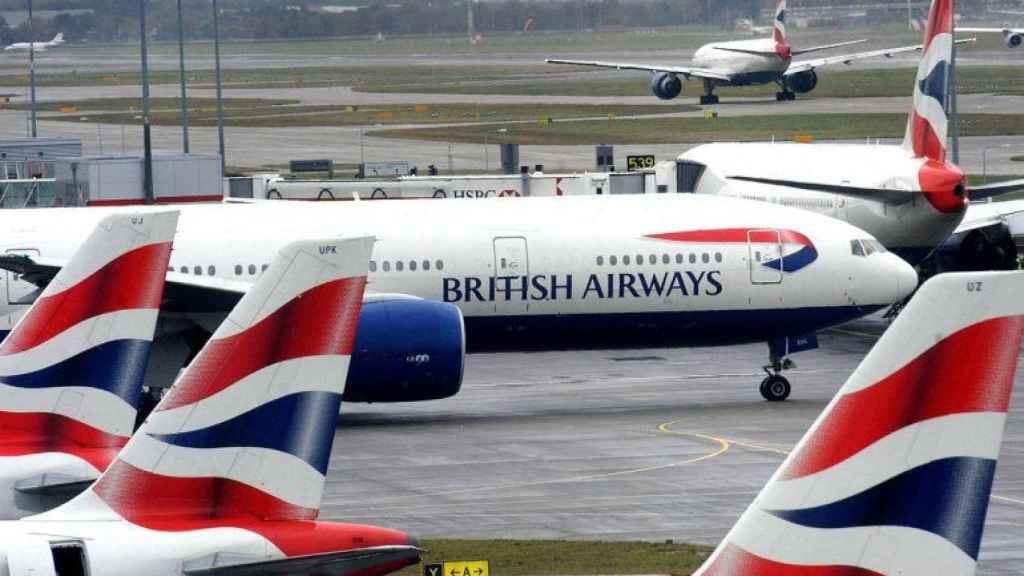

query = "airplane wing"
[[790, 39, 869, 56], [0, 254, 61, 290], [726, 175, 916, 204], [785, 38, 976, 76], [183, 546, 422, 576], [969, 178, 1024, 201], [955, 200, 1024, 234], [957, 27, 1015, 33], [544, 59, 733, 82]]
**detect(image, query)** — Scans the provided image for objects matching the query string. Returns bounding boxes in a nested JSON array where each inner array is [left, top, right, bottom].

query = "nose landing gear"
[[760, 346, 794, 401]]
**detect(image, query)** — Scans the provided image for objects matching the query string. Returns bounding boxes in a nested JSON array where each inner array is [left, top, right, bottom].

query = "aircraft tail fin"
[[694, 271, 1024, 576], [772, 0, 791, 58], [903, 0, 954, 162], [82, 237, 374, 523], [0, 211, 177, 471], [52, 33, 64, 43]]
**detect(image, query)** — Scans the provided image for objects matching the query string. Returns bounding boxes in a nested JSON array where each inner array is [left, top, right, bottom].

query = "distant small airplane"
[[3, 33, 64, 53], [957, 25, 1023, 47]]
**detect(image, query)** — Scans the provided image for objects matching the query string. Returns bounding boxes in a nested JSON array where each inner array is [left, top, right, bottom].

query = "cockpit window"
[[851, 239, 887, 257], [863, 240, 876, 256], [850, 240, 865, 257]]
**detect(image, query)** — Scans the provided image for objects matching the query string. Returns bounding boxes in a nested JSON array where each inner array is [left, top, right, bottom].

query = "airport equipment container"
[[53, 154, 222, 206]]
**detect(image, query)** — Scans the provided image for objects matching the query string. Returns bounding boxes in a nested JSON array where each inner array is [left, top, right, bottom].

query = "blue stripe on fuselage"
[[0, 339, 151, 408], [462, 305, 882, 352], [768, 457, 995, 560], [150, 391, 343, 475]]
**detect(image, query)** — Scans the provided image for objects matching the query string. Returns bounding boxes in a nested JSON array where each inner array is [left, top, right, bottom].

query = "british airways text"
[[443, 271, 723, 303]]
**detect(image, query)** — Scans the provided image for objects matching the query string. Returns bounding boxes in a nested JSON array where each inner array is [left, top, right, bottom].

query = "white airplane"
[[0, 194, 917, 402], [957, 25, 1023, 47], [545, 0, 957, 104], [0, 211, 178, 519], [3, 33, 64, 53], [674, 0, 1024, 269], [0, 235, 421, 576], [694, 270, 1024, 575]]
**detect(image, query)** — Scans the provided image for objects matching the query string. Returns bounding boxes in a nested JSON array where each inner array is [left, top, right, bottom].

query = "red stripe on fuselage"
[[0, 411, 126, 471], [647, 228, 812, 246], [782, 315, 1024, 480], [0, 242, 172, 355], [700, 543, 883, 576], [157, 276, 366, 411]]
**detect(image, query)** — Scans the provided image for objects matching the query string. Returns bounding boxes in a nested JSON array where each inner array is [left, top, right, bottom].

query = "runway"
[[324, 313, 1024, 575]]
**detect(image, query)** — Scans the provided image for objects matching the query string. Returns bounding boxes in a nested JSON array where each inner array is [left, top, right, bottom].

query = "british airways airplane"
[[696, 270, 1024, 575], [0, 195, 915, 402], [0, 211, 178, 519], [675, 0, 1024, 269], [546, 0, 954, 104], [0, 236, 421, 576]]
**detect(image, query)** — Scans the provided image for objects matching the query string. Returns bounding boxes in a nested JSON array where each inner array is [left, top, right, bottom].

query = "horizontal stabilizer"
[[13, 474, 94, 497], [970, 178, 1024, 201], [183, 545, 422, 576]]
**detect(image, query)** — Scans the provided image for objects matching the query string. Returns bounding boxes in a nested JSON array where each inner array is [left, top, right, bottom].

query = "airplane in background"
[[0, 211, 178, 519], [0, 236, 421, 576], [957, 25, 1023, 47], [674, 0, 1024, 269], [0, 194, 917, 402], [695, 270, 1024, 575], [3, 33, 64, 53], [545, 0, 966, 104]]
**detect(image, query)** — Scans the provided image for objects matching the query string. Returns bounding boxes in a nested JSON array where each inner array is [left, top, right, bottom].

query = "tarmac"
[[324, 314, 1024, 576]]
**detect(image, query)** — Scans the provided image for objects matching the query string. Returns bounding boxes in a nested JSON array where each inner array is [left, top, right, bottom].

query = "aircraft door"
[[6, 537, 57, 576], [5, 248, 40, 305], [493, 237, 529, 313], [748, 229, 783, 284]]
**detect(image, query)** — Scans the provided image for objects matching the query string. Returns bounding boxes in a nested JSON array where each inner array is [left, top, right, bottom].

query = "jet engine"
[[1006, 31, 1022, 48], [342, 297, 465, 403], [651, 72, 683, 100], [785, 70, 818, 94], [924, 222, 1019, 275]]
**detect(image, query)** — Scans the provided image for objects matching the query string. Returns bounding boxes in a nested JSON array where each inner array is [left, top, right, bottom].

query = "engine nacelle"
[[925, 222, 1019, 275], [650, 72, 683, 100], [1006, 32, 1022, 49], [786, 70, 818, 94], [343, 297, 465, 403]]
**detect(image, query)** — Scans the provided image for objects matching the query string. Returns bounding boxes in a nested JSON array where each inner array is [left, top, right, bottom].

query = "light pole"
[[177, 0, 189, 153], [213, 0, 226, 176], [27, 0, 37, 138], [139, 0, 154, 204], [982, 143, 1011, 182]]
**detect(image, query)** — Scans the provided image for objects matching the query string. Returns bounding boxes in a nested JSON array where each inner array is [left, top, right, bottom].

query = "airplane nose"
[[890, 254, 919, 301]]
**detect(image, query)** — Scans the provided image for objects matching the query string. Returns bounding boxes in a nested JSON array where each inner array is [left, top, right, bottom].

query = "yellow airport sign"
[[415, 104, 430, 113], [443, 560, 489, 576], [794, 134, 815, 144]]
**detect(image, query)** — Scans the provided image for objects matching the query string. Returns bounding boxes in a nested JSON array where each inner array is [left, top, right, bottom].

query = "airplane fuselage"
[[692, 38, 790, 86], [0, 196, 915, 352]]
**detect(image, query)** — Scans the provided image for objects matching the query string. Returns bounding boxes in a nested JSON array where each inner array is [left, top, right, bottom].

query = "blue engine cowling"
[[650, 72, 683, 100], [1007, 32, 1022, 48], [786, 70, 818, 94], [343, 297, 465, 403]]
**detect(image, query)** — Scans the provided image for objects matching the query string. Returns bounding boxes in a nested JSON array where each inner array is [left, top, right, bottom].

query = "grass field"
[[357, 65, 1024, 99], [370, 113, 1024, 145], [23, 100, 686, 128], [392, 540, 711, 576]]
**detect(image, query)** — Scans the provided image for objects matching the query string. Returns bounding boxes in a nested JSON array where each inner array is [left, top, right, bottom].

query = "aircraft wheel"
[[700, 94, 719, 105], [760, 375, 791, 402]]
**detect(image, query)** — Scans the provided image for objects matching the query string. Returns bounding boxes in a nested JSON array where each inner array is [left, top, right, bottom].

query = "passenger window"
[[396, 261, 404, 272], [623, 255, 631, 265], [208, 266, 216, 276], [410, 260, 417, 271], [715, 252, 722, 263], [423, 260, 430, 271], [248, 264, 257, 275], [649, 254, 657, 265], [755, 251, 762, 262], [636, 255, 643, 266], [610, 255, 618, 266], [179, 266, 188, 274], [500, 258, 507, 270], [193, 266, 202, 276], [436, 260, 444, 271], [597, 256, 604, 266], [383, 261, 391, 272], [702, 253, 709, 264], [370, 261, 377, 272], [675, 254, 683, 264], [850, 240, 865, 257], [234, 265, 242, 276], [689, 254, 696, 264], [662, 254, 669, 265], [262, 264, 269, 272]]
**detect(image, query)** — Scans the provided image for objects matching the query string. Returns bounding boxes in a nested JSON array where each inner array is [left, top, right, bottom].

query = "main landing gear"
[[760, 344, 793, 402], [775, 90, 796, 101], [700, 79, 720, 105]]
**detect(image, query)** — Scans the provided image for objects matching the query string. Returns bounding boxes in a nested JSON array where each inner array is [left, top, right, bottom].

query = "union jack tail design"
[[903, 0, 953, 162], [773, 0, 791, 59], [82, 237, 373, 530], [695, 271, 1024, 576], [0, 211, 178, 473]]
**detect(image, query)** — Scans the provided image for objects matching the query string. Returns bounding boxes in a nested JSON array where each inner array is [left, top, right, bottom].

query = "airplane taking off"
[[546, 0, 958, 104], [3, 33, 64, 53], [0, 236, 421, 576], [675, 0, 1024, 268], [0, 194, 917, 402], [695, 270, 1024, 575], [0, 211, 178, 519]]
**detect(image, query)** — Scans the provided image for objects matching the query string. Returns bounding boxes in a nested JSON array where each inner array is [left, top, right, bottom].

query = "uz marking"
[[967, 281, 983, 293]]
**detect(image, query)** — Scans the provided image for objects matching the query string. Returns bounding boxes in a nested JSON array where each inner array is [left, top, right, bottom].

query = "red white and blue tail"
[[0, 211, 178, 472], [74, 237, 374, 525], [903, 0, 954, 162], [695, 271, 1024, 576], [773, 0, 791, 59]]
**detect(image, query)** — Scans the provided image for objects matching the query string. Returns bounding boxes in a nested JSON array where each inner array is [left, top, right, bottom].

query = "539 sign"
[[626, 155, 657, 171]]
